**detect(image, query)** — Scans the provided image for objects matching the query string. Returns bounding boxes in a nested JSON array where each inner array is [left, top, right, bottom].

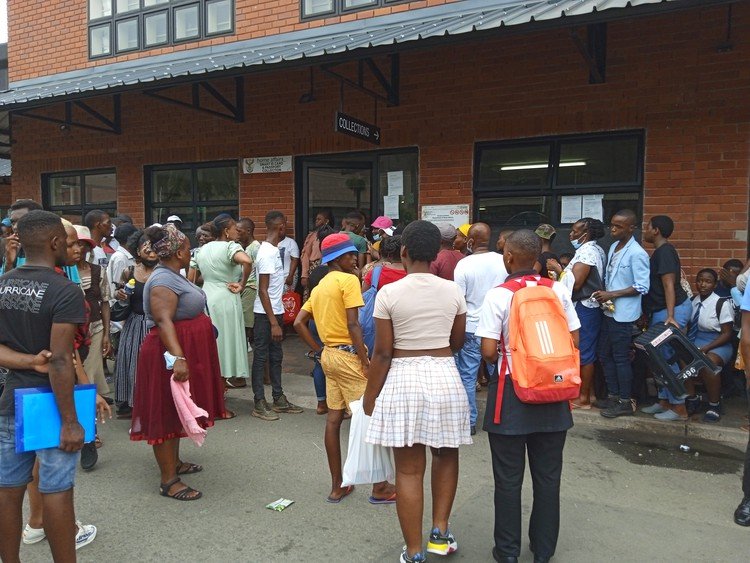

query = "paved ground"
[[17, 335, 750, 562]]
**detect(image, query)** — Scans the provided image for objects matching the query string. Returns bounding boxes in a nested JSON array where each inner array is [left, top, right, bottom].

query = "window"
[[474, 132, 644, 248], [147, 162, 239, 238], [89, 1, 234, 58], [302, 0, 404, 19], [44, 170, 117, 223]]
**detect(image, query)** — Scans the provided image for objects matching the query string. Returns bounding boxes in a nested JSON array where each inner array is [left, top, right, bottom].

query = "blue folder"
[[14, 384, 97, 453]]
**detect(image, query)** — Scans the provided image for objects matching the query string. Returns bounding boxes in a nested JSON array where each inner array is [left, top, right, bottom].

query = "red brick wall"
[[8, 0, 456, 83], [10, 5, 750, 272]]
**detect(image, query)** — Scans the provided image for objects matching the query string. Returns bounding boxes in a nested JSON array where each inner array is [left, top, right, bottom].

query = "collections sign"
[[421, 204, 471, 228], [242, 156, 293, 174], [335, 112, 381, 145]]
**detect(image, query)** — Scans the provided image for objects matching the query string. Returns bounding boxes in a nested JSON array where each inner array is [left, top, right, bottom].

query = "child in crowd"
[[683, 269, 735, 422], [294, 233, 395, 504]]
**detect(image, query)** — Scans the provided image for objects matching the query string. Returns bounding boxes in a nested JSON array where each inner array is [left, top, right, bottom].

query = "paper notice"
[[560, 195, 582, 224], [387, 171, 404, 196], [384, 195, 400, 219], [582, 194, 604, 222]]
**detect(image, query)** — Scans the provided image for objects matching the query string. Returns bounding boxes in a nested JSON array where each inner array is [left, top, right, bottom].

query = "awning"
[[0, 0, 724, 110]]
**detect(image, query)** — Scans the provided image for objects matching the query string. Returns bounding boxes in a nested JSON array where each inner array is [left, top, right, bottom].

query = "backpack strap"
[[371, 266, 382, 291], [715, 296, 732, 325], [493, 274, 557, 424]]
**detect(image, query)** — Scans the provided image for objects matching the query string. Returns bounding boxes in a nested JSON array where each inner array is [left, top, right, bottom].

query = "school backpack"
[[494, 275, 581, 424], [690, 295, 740, 332], [359, 266, 382, 357]]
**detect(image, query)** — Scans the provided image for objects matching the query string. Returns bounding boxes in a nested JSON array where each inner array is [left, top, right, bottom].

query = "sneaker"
[[22, 525, 46, 545], [641, 403, 667, 414], [400, 547, 427, 562], [703, 403, 722, 423], [272, 394, 303, 414], [251, 399, 279, 421], [654, 409, 685, 421], [427, 527, 458, 556], [75, 521, 97, 550], [80, 442, 98, 471], [601, 398, 635, 418], [592, 395, 617, 410]]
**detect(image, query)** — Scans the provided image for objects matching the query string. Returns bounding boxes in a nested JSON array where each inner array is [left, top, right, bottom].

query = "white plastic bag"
[[341, 399, 395, 486]]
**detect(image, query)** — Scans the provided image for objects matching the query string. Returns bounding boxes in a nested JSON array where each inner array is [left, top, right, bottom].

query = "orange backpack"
[[494, 275, 581, 424]]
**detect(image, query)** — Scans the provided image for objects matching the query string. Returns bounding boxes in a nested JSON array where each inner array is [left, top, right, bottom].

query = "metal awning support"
[[321, 54, 400, 107], [570, 23, 607, 84], [142, 76, 245, 122], [14, 95, 122, 134]]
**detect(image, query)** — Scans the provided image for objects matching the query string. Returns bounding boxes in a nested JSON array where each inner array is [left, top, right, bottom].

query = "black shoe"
[[470, 425, 477, 436], [80, 442, 98, 471], [735, 496, 750, 526], [685, 395, 702, 416], [492, 548, 518, 563], [601, 398, 635, 418], [534, 557, 551, 563], [592, 394, 617, 409]]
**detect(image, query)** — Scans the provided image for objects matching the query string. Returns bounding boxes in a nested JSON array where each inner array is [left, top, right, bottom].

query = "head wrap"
[[152, 223, 186, 259]]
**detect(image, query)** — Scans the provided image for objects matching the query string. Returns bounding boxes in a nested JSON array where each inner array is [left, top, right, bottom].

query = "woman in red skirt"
[[130, 223, 228, 501]]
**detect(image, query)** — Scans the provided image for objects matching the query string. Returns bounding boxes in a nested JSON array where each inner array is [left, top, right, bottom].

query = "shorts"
[[241, 287, 257, 328], [320, 346, 368, 411], [0, 415, 79, 494]]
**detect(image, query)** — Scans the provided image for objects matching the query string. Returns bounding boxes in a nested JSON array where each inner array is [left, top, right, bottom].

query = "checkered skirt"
[[366, 356, 472, 449]]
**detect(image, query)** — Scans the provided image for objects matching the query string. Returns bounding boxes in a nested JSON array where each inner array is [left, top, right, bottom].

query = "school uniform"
[[475, 271, 581, 561], [689, 292, 734, 364]]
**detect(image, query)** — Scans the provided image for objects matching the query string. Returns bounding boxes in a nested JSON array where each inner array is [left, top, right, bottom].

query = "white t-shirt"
[[253, 241, 285, 315], [475, 277, 581, 375], [278, 237, 300, 289], [90, 246, 110, 269], [453, 251, 508, 333], [692, 293, 734, 333]]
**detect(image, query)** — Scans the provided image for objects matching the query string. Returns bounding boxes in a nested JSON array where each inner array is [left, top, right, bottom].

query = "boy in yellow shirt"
[[294, 233, 395, 505]]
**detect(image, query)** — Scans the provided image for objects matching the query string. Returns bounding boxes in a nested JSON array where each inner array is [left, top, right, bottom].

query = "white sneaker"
[[75, 521, 97, 550], [22, 524, 45, 545]]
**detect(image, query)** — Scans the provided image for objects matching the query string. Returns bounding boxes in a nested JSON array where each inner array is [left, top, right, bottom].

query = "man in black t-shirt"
[[641, 215, 692, 421], [0, 211, 86, 562]]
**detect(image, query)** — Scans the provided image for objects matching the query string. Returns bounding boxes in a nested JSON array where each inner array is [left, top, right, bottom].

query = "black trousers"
[[488, 430, 567, 559], [743, 389, 750, 497]]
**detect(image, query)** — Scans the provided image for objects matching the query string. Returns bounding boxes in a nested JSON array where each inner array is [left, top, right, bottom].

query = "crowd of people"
[[0, 198, 749, 563]]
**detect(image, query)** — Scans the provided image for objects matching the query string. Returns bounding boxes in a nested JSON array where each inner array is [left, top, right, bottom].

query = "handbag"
[[110, 298, 131, 322]]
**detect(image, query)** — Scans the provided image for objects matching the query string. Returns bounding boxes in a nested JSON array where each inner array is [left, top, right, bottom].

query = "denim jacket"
[[604, 237, 650, 323]]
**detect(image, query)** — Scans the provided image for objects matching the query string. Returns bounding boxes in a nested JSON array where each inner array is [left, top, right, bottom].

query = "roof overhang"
[[0, 0, 736, 112]]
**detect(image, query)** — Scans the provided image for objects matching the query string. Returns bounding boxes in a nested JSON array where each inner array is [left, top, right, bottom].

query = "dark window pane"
[[152, 169, 192, 202], [48, 176, 82, 207], [556, 137, 640, 187], [196, 166, 238, 201], [477, 144, 551, 190], [85, 172, 117, 204], [476, 195, 553, 248], [197, 205, 239, 225], [378, 153, 418, 225], [151, 205, 195, 229]]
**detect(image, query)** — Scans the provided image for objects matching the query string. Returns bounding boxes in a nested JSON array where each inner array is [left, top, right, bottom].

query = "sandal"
[[326, 485, 354, 504], [94, 435, 103, 449], [368, 492, 397, 505], [177, 462, 203, 475], [159, 477, 202, 501], [217, 410, 236, 420]]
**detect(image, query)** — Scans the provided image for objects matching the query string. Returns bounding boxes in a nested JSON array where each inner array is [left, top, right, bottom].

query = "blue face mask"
[[571, 237, 584, 250], [372, 233, 381, 242]]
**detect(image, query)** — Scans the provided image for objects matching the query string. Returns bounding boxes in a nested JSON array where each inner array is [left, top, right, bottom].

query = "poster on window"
[[421, 204, 470, 228]]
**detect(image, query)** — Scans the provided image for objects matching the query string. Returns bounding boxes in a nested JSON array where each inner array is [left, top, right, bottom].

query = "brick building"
[[1, 0, 748, 271]]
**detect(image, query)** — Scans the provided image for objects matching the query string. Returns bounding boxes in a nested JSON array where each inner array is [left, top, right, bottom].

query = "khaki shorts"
[[321, 346, 367, 411], [241, 287, 257, 328]]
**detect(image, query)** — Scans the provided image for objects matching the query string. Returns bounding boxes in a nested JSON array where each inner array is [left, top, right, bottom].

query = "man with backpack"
[[294, 233, 395, 505], [476, 230, 580, 563]]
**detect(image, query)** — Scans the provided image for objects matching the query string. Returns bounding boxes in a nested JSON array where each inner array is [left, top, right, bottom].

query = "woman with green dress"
[[194, 214, 253, 388]]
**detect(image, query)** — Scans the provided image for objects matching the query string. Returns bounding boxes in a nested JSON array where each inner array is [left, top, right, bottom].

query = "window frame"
[[88, 0, 234, 60], [473, 130, 645, 226], [42, 168, 118, 223], [301, 0, 409, 20], [145, 160, 240, 228]]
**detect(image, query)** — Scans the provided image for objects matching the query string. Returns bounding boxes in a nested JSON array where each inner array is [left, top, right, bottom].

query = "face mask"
[[571, 236, 584, 250], [141, 258, 158, 268], [372, 233, 381, 242], [465, 243, 473, 255]]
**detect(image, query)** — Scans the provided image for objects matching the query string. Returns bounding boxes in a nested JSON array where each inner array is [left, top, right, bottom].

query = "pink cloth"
[[170, 377, 209, 446]]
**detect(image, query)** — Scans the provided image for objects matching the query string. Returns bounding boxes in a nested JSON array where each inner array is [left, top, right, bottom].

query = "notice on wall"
[[384, 195, 400, 219], [560, 195, 582, 224], [421, 204, 470, 228], [242, 156, 293, 174], [582, 194, 604, 222], [387, 171, 404, 196]]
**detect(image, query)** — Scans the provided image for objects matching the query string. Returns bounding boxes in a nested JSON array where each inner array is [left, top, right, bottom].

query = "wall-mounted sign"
[[242, 156, 293, 174], [421, 204, 471, 227], [335, 112, 381, 145]]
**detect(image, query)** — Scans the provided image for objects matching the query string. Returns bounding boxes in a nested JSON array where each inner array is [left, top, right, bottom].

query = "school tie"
[[687, 302, 701, 342]]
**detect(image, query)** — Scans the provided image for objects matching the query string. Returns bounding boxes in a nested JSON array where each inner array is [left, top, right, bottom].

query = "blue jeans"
[[598, 315, 634, 400], [312, 362, 326, 402], [251, 313, 284, 402], [650, 299, 692, 405], [456, 332, 481, 426], [0, 415, 79, 494]]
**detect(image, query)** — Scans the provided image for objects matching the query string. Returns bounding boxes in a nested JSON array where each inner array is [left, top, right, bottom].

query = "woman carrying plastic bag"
[[341, 398, 394, 487]]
